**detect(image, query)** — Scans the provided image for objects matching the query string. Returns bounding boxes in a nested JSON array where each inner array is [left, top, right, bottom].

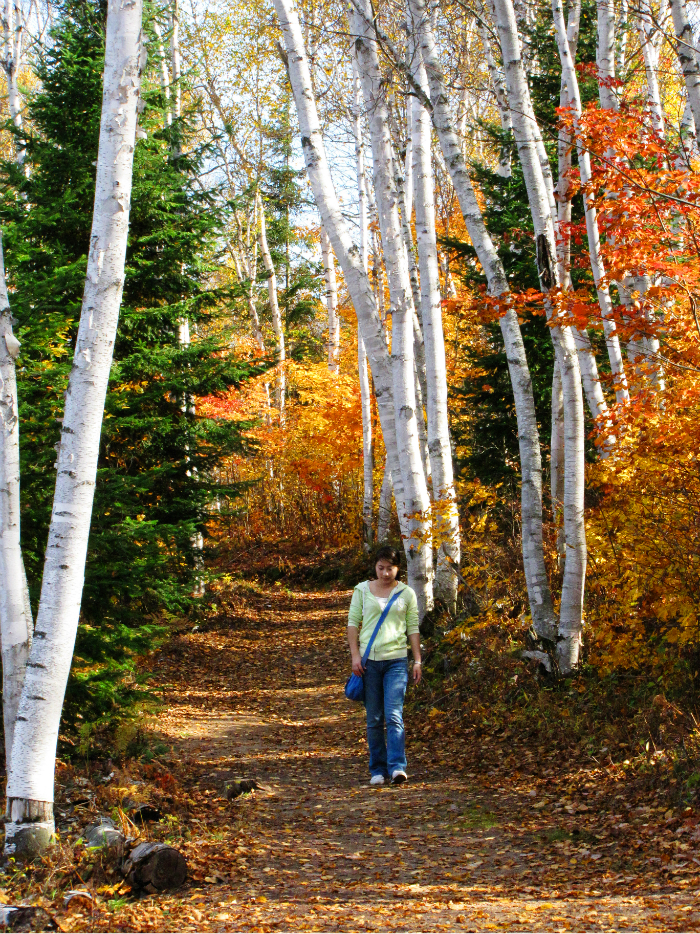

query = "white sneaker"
[[391, 769, 407, 784], [369, 774, 385, 786]]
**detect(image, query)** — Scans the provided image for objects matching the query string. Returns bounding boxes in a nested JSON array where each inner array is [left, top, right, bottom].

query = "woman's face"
[[375, 559, 399, 585]]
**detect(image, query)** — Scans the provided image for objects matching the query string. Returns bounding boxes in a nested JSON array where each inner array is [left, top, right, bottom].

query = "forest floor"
[[6, 570, 700, 931]]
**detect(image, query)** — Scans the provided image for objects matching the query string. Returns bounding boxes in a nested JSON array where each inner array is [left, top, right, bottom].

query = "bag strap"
[[361, 587, 403, 666]]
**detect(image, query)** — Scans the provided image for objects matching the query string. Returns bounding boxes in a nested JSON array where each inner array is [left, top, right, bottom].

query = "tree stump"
[[85, 817, 126, 855], [0, 906, 58, 931], [123, 842, 187, 893]]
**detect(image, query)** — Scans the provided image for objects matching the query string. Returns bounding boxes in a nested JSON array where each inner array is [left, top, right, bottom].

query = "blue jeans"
[[364, 657, 409, 778]]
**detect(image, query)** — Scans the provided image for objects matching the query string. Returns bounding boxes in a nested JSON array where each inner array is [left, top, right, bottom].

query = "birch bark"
[[617, 0, 629, 73], [551, 0, 609, 427], [550, 362, 566, 563], [477, 18, 513, 177], [234, 209, 265, 353], [551, 0, 630, 405], [411, 47, 460, 613], [637, 0, 666, 138], [493, 0, 587, 670], [5, 0, 145, 857], [669, 0, 700, 145], [352, 0, 434, 615], [0, 233, 32, 775], [1, 0, 26, 165], [596, 0, 618, 110], [352, 55, 374, 547], [321, 225, 340, 373], [152, 20, 173, 126], [271, 0, 410, 551], [256, 191, 286, 420], [377, 464, 393, 542], [408, 0, 557, 641], [358, 335, 374, 549], [169, 0, 181, 123]]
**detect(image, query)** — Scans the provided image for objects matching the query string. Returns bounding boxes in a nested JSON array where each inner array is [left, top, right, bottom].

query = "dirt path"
[[132, 582, 700, 931]]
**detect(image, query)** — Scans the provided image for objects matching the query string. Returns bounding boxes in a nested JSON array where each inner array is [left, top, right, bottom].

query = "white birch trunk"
[[152, 20, 173, 127], [637, 0, 666, 138], [409, 0, 557, 640], [551, 0, 611, 430], [352, 55, 374, 548], [377, 463, 393, 542], [234, 211, 265, 353], [550, 361, 565, 563], [493, 0, 587, 669], [358, 334, 373, 549], [272, 0, 410, 547], [669, 0, 700, 146], [404, 104, 413, 224], [596, 0, 618, 110], [411, 47, 460, 614], [0, 233, 32, 776], [477, 19, 513, 177], [1, 0, 25, 165], [552, 0, 630, 405], [169, 0, 181, 122], [352, 0, 434, 616], [256, 192, 286, 420], [321, 226, 340, 373], [617, 0, 629, 73], [5, 0, 145, 857]]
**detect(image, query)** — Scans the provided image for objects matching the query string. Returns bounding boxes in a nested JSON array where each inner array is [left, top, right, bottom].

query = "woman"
[[347, 545, 422, 785]]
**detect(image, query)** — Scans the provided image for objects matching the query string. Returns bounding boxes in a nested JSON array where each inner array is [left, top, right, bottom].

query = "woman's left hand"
[[413, 661, 422, 684]]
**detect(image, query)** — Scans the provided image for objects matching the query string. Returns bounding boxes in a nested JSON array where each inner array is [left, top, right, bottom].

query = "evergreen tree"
[[1, 0, 258, 739]]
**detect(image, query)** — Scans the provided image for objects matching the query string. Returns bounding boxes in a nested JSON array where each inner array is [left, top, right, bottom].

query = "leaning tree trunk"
[[0, 233, 33, 775], [321, 226, 340, 373], [353, 0, 434, 617], [5, 0, 145, 858], [272, 0, 410, 544], [493, 0, 587, 671], [411, 46, 460, 614], [257, 191, 286, 421], [408, 0, 557, 641], [669, 0, 700, 147]]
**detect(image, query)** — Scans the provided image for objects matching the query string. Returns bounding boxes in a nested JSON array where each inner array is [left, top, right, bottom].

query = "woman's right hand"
[[351, 654, 364, 677]]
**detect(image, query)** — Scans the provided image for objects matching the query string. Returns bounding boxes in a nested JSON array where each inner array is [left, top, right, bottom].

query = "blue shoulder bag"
[[345, 588, 403, 704]]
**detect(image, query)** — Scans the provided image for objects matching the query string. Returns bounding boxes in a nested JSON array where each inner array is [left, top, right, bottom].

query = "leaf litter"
[[2, 568, 700, 931]]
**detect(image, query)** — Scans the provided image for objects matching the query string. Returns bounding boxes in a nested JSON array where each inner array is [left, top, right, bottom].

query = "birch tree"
[[492, 0, 587, 670], [271, 0, 412, 590], [668, 0, 700, 146], [0, 233, 32, 774], [4, 0, 145, 857], [0, 0, 27, 165], [410, 44, 460, 613], [321, 225, 340, 373], [406, 0, 558, 643], [548, 0, 629, 406], [256, 190, 286, 419], [352, 55, 374, 547], [352, 0, 434, 614]]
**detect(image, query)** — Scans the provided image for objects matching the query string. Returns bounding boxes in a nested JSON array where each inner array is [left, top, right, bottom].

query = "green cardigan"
[[347, 581, 419, 660]]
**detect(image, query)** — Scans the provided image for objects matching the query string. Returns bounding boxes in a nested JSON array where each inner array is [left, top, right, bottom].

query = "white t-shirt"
[[376, 597, 388, 610]]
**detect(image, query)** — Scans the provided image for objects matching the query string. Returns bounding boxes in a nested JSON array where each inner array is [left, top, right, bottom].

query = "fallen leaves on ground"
[[2, 569, 700, 930]]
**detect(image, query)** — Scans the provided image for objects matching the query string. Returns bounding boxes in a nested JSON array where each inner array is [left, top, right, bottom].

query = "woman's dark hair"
[[372, 545, 402, 575]]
